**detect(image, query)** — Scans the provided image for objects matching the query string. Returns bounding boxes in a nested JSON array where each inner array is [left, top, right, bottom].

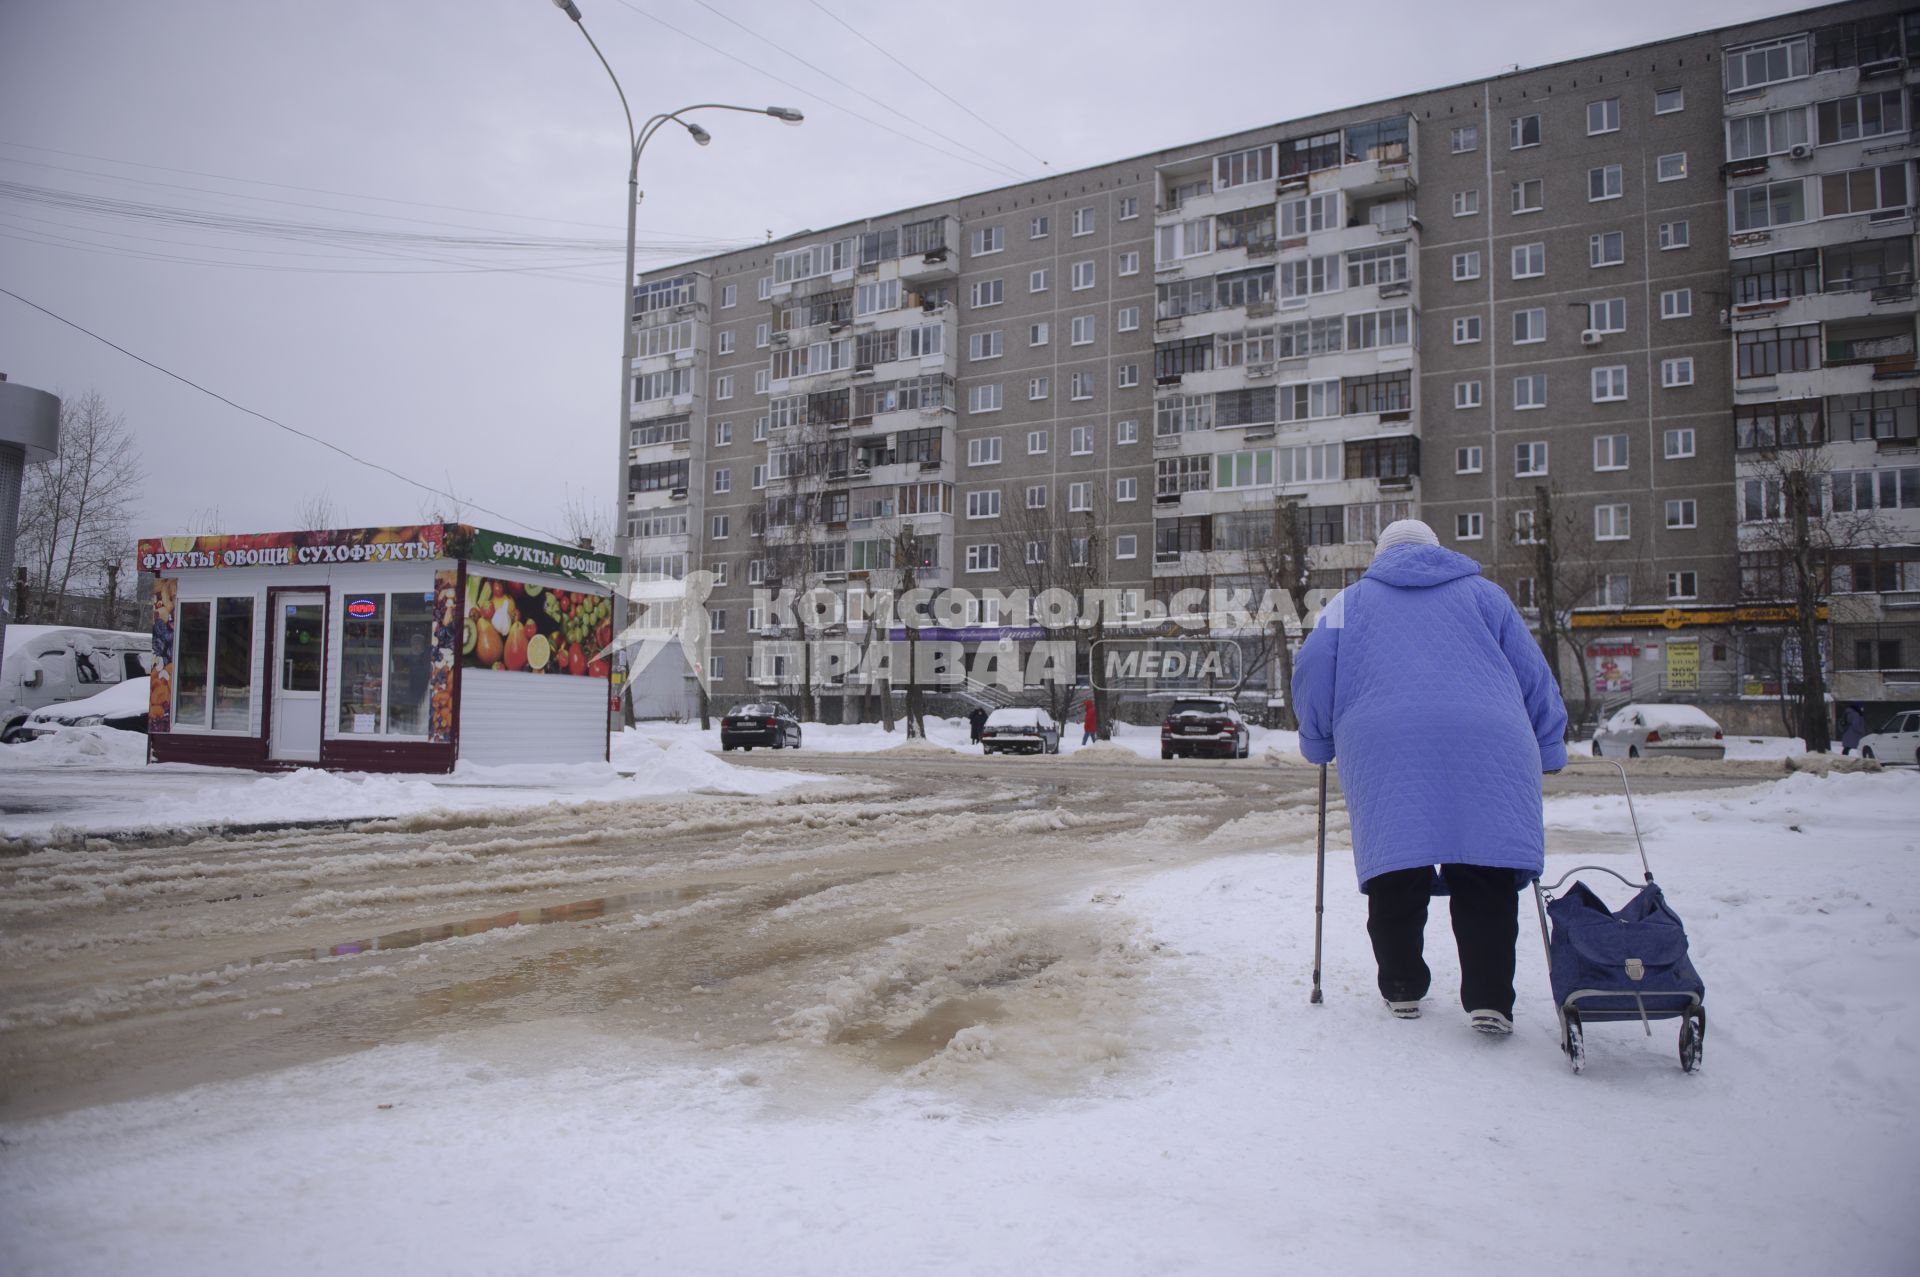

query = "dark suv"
[[1160, 696, 1250, 760], [720, 702, 803, 751]]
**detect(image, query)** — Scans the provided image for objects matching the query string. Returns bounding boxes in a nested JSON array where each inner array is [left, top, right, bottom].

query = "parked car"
[[720, 702, 802, 751], [2, 625, 153, 743], [1161, 696, 1251, 760], [1591, 703, 1726, 760], [981, 706, 1060, 755], [1858, 709, 1920, 766], [18, 676, 151, 739]]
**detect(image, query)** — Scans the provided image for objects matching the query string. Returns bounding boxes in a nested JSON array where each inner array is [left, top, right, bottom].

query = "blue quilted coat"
[[1292, 544, 1568, 888]]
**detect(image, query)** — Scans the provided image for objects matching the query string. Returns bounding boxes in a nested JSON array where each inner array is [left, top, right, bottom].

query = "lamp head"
[[687, 122, 713, 146], [551, 0, 583, 20], [765, 106, 805, 124]]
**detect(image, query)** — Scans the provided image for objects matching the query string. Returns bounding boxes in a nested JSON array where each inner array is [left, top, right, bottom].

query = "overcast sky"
[[1, 0, 1801, 547]]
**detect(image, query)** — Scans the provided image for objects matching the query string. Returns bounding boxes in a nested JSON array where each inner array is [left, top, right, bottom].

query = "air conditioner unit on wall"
[[1581, 330, 1603, 346], [1787, 143, 1812, 160]]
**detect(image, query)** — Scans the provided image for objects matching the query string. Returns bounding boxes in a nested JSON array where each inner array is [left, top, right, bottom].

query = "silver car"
[[1859, 710, 1920, 766], [1591, 703, 1726, 760], [980, 707, 1061, 755]]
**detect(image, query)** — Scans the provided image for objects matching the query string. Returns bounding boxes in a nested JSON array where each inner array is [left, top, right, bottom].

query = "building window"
[[1028, 378, 1052, 404], [1030, 267, 1049, 294], [1662, 357, 1695, 388], [1818, 91, 1908, 146], [1455, 381, 1483, 409], [1588, 297, 1626, 334], [1736, 324, 1820, 378], [1070, 425, 1094, 454], [1030, 214, 1050, 239], [1657, 153, 1687, 182], [754, 370, 769, 396], [1071, 315, 1095, 345], [1664, 427, 1696, 458], [1070, 372, 1094, 401], [1515, 440, 1548, 475], [1069, 481, 1092, 511], [965, 488, 1001, 519], [1727, 107, 1810, 160], [1026, 429, 1049, 455], [1594, 433, 1629, 470], [1117, 196, 1139, 220], [1512, 178, 1544, 214], [1658, 220, 1690, 251], [1072, 260, 1095, 290], [1591, 366, 1628, 402], [965, 543, 999, 573], [1511, 243, 1545, 279], [1453, 315, 1482, 344], [751, 463, 766, 488], [719, 283, 737, 309], [1453, 250, 1481, 281], [712, 467, 730, 493], [1731, 179, 1809, 232], [1452, 190, 1480, 217], [1450, 124, 1479, 153], [967, 435, 1002, 465], [1118, 251, 1140, 276], [1655, 87, 1684, 114], [1117, 419, 1139, 445], [712, 514, 730, 539], [1725, 35, 1810, 95], [1510, 113, 1541, 148], [1589, 164, 1623, 202], [968, 383, 1003, 414], [714, 420, 733, 446], [1594, 504, 1631, 541], [172, 597, 254, 732], [1456, 445, 1483, 474], [1587, 98, 1621, 135], [1512, 308, 1546, 344], [1667, 571, 1698, 601], [1072, 206, 1095, 236], [1116, 476, 1138, 502], [1822, 163, 1912, 218], [1666, 499, 1698, 529], [968, 330, 1003, 362], [758, 275, 772, 301], [1118, 306, 1140, 332], [1456, 512, 1484, 540], [970, 225, 1003, 256], [717, 330, 735, 355], [1030, 321, 1050, 347], [1589, 232, 1625, 268], [1598, 574, 1631, 607], [1118, 364, 1139, 388], [1660, 288, 1692, 320], [969, 278, 1004, 308], [1114, 535, 1138, 561], [715, 374, 734, 401], [1513, 509, 1539, 544]]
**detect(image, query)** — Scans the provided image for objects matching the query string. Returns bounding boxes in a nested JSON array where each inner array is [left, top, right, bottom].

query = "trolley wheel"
[[1679, 1007, 1706, 1074], [1562, 1010, 1586, 1074]]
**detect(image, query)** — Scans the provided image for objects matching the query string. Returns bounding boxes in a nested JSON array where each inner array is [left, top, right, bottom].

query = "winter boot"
[[1468, 1009, 1513, 1036], [1385, 999, 1422, 1020]]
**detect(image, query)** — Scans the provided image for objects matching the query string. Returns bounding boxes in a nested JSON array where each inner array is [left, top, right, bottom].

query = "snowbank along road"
[[0, 750, 1765, 1119]]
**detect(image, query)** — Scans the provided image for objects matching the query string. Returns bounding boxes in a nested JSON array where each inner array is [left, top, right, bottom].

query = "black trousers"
[[1364, 864, 1521, 1017]]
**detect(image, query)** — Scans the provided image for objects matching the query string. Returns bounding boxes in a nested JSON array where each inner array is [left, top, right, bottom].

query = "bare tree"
[[295, 491, 337, 531], [1227, 496, 1320, 730], [16, 390, 140, 625], [559, 486, 614, 552], [416, 473, 472, 526], [992, 487, 1118, 735]]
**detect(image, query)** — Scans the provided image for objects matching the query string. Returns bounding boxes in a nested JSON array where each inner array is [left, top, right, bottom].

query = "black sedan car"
[[720, 702, 803, 751]]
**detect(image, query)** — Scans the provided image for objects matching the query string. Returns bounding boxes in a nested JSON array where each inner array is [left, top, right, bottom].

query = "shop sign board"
[[139, 526, 446, 572]]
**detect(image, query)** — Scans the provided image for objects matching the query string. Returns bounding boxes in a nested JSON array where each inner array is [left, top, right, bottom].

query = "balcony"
[[896, 215, 960, 285]]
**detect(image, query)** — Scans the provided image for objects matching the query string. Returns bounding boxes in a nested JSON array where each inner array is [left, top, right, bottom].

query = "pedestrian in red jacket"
[[1082, 698, 1098, 746]]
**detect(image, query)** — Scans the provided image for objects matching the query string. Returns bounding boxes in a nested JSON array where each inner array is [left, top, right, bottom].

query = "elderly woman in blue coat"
[[1292, 519, 1568, 1034]]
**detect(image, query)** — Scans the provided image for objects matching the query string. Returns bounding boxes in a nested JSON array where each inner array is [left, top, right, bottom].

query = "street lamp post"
[[551, 0, 802, 569]]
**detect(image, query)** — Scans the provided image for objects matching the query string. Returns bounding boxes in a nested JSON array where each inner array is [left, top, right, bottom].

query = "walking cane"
[[1311, 763, 1327, 1005]]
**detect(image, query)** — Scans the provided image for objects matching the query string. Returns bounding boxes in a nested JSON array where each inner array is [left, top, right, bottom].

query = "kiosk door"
[[270, 594, 325, 762]]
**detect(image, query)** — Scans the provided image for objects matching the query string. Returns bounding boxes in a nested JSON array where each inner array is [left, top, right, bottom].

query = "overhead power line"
[[0, 285, 564, 542], [685, 0, 1031, 179], [608, 0, 1027, 182], [802, 0, 1049, 170]]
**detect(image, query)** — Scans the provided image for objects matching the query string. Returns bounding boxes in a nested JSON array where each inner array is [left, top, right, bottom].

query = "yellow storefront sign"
[[1666, 641, 1700, 692]]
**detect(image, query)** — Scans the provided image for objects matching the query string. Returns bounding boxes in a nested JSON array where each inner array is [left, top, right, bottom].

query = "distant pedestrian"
[[1082, 698, 1098, 746], [1840, 703, 1867, 755], [1292, 520, 1568, 1036], [968, 705, 988, 743]]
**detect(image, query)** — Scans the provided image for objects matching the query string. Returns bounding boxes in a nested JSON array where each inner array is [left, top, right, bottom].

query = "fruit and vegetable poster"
[[149, 577, 177, 734], [429, 569, 459, 741], [461, 573, 613, 680]]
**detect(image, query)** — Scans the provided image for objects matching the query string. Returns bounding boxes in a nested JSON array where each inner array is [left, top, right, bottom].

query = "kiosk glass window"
[[172, 597, 255, 730], [339, 592, 434, 736]]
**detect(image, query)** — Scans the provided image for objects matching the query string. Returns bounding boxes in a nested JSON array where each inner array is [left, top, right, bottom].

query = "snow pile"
[[1781, 752, 1883, 775], [1064, 741, 1149, 765], [0, 725, 146, 769]]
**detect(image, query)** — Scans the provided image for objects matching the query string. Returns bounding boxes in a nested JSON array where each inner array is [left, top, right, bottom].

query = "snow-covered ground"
[[0, 727, 824, 842], [2, 768, 1914, 1275]]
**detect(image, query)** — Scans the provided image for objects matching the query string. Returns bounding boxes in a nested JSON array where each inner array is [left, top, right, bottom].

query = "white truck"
[[2, 625, 154, 742]]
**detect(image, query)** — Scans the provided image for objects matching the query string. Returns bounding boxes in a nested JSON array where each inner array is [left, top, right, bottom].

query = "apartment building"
[[618, 0, 1917, 726]]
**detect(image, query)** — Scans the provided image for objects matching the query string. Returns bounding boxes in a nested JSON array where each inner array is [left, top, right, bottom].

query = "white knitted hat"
[[1374, 518, 1440, 554]]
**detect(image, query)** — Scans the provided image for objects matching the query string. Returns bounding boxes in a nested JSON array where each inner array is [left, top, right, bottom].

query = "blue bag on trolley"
[[1547, 881, 1705, 1020]]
